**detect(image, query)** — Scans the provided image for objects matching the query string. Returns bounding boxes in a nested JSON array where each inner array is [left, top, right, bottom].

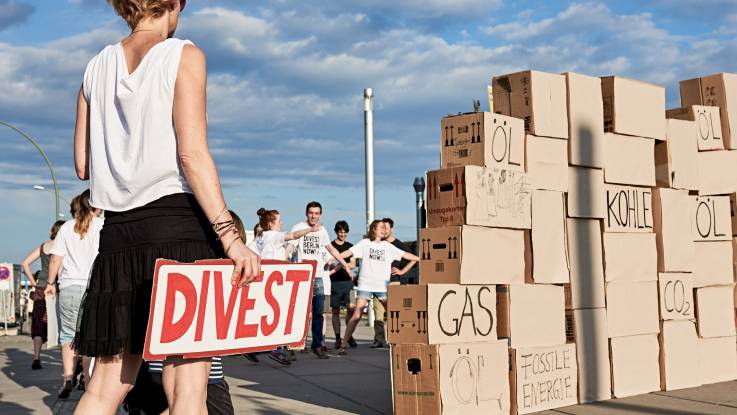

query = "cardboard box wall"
[[691, 196, 732, 242], [698, 336, 737, 385], [696, 150, 737, 196], [680, 73, 737, 149], [653, 188, 695, 272], [564, 308, 611, 403], [693, 240, 734, 287], [603, 184, 654, 233], [609, 334, 661, 398], [526, 135, 568, 192], [606, 281, 660, 337], [497, 284, 566, 347], [509, 343, 578, 414], [391, 341, 510, 415], [565, 218, 606, 309], [386, 284, 496, 345], [567, 167, 605, 219], [666, 105, 724, 151], [657, 273, 695, 321], [602, 232, 657, 282], [695, 285, 736, 338], [426, 166, 531, 229], [492, 70, 569, 139], [654, 119, 700, 191], [731, 194, 737, 236], [440, 112, 525, 171], [419, 226, 525, 285], [603, 133, 656, 187], [602, 76, 666, 140], [659, 320, 702, 391], [565, 72, 605, 168], [531, 190, 570, 283]]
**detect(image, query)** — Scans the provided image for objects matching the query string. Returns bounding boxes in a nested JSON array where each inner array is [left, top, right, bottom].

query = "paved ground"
[[2, 324, 737, 414]]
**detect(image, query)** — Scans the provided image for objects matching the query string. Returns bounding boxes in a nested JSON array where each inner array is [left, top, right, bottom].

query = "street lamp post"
[[364, 88, 376, 327], [0, 121, 61, 220], [413, 177, 426, 255]]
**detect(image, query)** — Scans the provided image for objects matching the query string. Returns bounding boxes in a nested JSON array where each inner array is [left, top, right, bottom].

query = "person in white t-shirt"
[[286, 201, 352, 359], [335, 220, 419, 355], [248, 208, 322, 260], [45, 190, 104, 398]]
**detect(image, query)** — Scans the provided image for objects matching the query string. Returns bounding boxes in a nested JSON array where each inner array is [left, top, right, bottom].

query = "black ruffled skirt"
[[72, 193, 224, 357]]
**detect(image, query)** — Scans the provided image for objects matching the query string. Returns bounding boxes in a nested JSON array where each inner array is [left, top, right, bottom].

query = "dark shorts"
[[30, 288, 47, 343], [330, 280, 353, 310], [124, 362, 234, 415]]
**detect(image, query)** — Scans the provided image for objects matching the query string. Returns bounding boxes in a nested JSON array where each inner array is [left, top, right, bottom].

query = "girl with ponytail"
[[248, 208, 322, 261], [45, 189, 103, 398]]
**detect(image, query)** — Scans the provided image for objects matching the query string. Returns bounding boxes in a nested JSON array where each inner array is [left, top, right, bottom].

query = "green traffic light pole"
[[0, 121, 61, 221]]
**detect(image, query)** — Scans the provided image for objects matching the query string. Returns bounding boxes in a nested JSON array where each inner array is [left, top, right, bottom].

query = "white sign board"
[[144, 259, 316, 360]]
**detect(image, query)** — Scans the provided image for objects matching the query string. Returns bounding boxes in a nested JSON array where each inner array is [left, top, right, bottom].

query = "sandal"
[[338, 346, 347, 355]]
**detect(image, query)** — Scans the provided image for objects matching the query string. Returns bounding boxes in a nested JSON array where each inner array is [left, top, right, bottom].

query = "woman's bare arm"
[[174, 44, 259, 286], [21, 246, 40, 286], [44, 255, 63, 296], [73, 86, 90, 180]]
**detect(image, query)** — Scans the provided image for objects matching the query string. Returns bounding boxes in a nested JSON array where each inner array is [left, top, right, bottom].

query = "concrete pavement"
[[2, 324, 737, 414]]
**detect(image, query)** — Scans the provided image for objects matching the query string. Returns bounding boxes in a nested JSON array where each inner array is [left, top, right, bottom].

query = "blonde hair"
[[71, 190, 95, 239], [107, 0, 176, 29]]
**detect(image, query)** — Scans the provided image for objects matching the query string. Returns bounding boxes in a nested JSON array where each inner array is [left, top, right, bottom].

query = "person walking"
[[21, 220, 66, 370], [336, 220, 419, 355], [287, 202, 352, 359], [45, 191, 103, 398], [70, 1, 260, 413], [249, 207, 336, 365], [328, 221, 357, 350]]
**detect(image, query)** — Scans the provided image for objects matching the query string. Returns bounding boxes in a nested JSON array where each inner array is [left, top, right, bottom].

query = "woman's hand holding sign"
[[225, 237, 261, 287]]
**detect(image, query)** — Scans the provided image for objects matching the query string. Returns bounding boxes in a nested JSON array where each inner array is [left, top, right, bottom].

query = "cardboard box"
[[565, 72, 605, 168], [566, 219, 606, 309], [564, 309, 611, 403], [731, 194, 737, 236], [680, 73, 737, 149], [440, 112, 524, 170], [387, 284, 496, 345], [654, 119, 700, 191], [609, 335, 661, 398], [691, 196, 732, 242], [657, 273, 695, 321], [510, 343, 578, 414], [698, 336, 737, 385], [531, 190, 569, 283], [602, 232, 657, 282], [606, 281, 659, 337], [602, 76, 666, 140], [693, 241, 734, 287], [492, 70, 569, 139], [603, 133, 656, 187], [391, 341, 510, 415], [497, 284, 566, 347], [653, 188, 695, 272], [426, 166, 531, 229], [567, 167, 605, 219], [696, 150, 737, 195], [525, 135, 568, 191], [603, 184, 653, 233], [419, 226, 525, 285], [666, 105, 724, 151], [659, 320, 701, 391], [695, 285, 736, 338]]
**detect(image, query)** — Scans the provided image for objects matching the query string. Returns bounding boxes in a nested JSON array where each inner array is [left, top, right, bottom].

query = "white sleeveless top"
[[83, 38, 193, 212]]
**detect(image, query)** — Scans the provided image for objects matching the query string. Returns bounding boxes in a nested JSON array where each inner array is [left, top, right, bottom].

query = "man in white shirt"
[[287, 201, 350, 359]]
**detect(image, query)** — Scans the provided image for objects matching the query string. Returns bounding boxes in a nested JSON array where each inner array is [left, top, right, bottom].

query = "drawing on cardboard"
[[469, 169, 530, 223], [447, 347, 504, 410]]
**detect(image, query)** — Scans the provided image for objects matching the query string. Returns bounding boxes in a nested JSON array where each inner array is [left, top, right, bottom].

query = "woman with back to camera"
[[45, 191, 103, 398], [71, 1, 260, 414], [21, 220, 66, 371]]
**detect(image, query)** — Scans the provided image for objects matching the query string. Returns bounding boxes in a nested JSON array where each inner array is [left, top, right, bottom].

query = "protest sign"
[[144, 259, 316, 360], [510, 343, 578, 414]]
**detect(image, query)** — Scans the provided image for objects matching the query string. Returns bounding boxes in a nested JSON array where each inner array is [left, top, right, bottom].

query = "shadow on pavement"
[[1, 346, 64, 413]]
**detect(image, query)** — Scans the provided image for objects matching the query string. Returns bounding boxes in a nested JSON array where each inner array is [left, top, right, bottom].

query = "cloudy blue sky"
[[1, 0, 736, 264]]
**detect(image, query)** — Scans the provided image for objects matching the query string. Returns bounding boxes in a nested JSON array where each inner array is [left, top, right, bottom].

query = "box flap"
[[531, 190, 570, 283], [602, 233, 657, 282], [609, 335, 661, 398], [603, 133, 656, 187], [693, 241, 734, 287], [653, 188, 695, 272], [508, 284, 566, 347], [606, 281, 659, 337], [659, 320, 701, 391], [695, 285, 736, 338], [568, 167, 605, 219], [565, 72, 605, 168], [526, 134, 568, 192], [566, 218, 606, 309]]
